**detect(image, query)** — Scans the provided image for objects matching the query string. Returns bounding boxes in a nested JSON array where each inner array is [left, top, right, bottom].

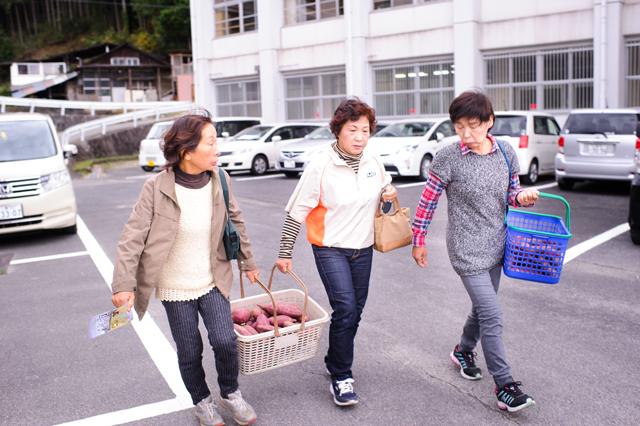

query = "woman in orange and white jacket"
[[276, 98, 397, 407]]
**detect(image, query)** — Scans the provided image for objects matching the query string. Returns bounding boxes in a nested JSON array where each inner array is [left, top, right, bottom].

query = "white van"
[[0, 113, 78, 235]]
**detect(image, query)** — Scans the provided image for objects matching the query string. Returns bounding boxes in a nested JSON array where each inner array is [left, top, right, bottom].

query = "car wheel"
[[57, 224, 77, 235], [557, 178, 575, 190], [141, 166, 154, 172], [417, 155, 433, 181], [521, 160, 538, 185], [284, 171, 299, 178], [631, 230, 640, 245], [250, 155, 268, 175]]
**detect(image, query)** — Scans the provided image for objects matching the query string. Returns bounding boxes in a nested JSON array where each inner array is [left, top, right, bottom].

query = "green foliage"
[[0, 83, 10, 96]]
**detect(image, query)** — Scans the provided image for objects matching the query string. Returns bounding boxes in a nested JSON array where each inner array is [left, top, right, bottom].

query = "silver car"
[[555, 109, 640, 190], [275, 126, 334, 178]]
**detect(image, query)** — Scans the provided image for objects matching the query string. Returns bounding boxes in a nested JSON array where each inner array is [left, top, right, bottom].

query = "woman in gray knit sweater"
[[411, 91, 539, 413]]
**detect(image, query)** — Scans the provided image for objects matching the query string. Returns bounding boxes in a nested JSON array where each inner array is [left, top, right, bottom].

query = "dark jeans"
[[162, 287, 239, 405], [458, 264, 514, 388], [312, 244, 373, 379]]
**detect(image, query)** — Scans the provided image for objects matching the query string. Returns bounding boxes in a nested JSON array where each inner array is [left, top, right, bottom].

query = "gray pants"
[[458, 264, 514, 388]]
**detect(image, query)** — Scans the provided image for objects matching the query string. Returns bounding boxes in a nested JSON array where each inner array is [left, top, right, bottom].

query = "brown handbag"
[[373, 199, 412, 253]]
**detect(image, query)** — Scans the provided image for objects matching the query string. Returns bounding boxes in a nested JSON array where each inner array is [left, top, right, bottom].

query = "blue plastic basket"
[[503, 193, 572, 284]]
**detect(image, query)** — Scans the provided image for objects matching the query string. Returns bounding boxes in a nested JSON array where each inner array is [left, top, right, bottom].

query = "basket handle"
[[506, 191, 571, 233], [238, 264, 310, 336]]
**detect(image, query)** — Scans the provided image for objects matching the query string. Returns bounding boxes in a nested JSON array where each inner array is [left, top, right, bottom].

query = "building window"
[[215, 0, 257, 37], [284, 0, 344, 25], [626, 40, 640, 107], [373, 0, 445, 9], [373, 58, 454, 117], [172, 55, 193, 76], [284, 71, 346, 120], [484, 45, 594, 111], [82, 71, 111, 96], [216, 80, 261, 117], [110, 57, 140, 66]]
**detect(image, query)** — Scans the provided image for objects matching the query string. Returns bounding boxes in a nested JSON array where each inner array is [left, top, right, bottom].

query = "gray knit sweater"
[[429, 141, 520, 276]]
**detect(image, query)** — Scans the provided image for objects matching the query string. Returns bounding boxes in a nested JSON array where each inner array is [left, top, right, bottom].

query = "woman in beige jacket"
[[111, 111, 259, 426]]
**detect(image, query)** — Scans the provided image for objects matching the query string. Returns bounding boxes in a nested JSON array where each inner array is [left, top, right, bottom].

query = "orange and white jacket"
[[285, 146, 392, 249]]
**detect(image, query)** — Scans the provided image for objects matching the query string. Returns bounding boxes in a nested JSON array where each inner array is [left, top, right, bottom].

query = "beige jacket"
[[111, 167, 257, 320]]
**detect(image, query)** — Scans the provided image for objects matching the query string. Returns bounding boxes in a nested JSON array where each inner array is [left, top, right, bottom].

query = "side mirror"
[[636, 122, 640, 136], [63, 144, 78, 158], [221, 131, 230, 138], [271, 135, 282, 142], [436, 132, 445, 142]]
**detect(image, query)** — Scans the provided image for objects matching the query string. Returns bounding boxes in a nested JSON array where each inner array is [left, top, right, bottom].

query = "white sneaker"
[[195, 395, 225, 426], [219, 390, 257, 425]]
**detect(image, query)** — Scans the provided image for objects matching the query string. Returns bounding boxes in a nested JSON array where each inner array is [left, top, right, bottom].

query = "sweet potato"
[[259, 301, 303, 318], [268, 315, 297, 327], [295, 313, 310, 322], [283, 321, 295, 327], [254, 314, 269, 328], [233, 324, 251, 336], [231, 308, 251, 325], [256, 324, 274, 333], [243, 325, 259, 335], [250, 307, 264, 320]]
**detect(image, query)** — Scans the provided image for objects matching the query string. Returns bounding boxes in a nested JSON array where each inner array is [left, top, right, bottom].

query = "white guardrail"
[[61, 103, 195, 144], [0, 96, 192, 115]]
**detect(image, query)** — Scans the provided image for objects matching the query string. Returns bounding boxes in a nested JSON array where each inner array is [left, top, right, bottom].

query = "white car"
[[138, 117, 261, 172], [0, 113, 78, 235], [275, 126, 334, 178], [218, 123, 321, 175], [366, 117, 458, 180], [491, 111, 561, 185]]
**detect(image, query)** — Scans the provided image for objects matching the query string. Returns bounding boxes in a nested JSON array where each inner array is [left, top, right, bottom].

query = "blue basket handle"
[[537, 192, 570, 233]]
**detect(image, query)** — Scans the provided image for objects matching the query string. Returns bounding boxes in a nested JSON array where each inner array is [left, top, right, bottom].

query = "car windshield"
[[147, 123, 173, 139], [305, 127, 334, 140], [0, 120, 57, 162], [564, 113, 638, 135], [375, 122, 434, 137], [231, 126, 273, 141], [491, 116, 527, 137]]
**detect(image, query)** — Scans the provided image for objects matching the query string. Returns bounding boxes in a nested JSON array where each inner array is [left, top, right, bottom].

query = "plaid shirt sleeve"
[[507, 174, 534, 208], [412, 173, 446, 247]]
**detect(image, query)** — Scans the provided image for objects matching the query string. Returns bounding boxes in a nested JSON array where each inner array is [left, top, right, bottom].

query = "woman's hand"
[[276, 258, 292, 274], [112, 291, 135, 311], [517, 189, 539, 206], [412, 246, 427, 268], [244, 269, 260, 285], [383, 185, 398, 203]]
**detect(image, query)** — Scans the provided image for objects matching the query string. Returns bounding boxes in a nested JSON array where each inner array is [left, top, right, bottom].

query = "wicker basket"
[[230, 265, 329, 376]]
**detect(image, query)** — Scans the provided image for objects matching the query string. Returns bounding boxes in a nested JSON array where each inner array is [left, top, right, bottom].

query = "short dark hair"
[[162, 110, 214, 170], [449, 90, 494, 124], [329, 97, 377, 137]]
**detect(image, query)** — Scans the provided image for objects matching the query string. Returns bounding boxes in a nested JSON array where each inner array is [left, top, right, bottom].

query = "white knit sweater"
[[156, 181, 216, 301]]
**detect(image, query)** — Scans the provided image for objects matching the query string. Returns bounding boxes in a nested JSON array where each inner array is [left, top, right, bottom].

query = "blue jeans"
[[458, 264, 514, 388], [312, 245, 373, 379], [161, 287, 239, 405]]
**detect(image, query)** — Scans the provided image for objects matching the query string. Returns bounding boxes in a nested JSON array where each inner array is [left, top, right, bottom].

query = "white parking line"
[[55, 216, 192, 426], [125, 175, 153, 180], [528, 182, 558, 190], [235, 174, 284, 182], [397, 182, 426, 189], [564, 222, 631, 264], [10, 251, 89, 265]]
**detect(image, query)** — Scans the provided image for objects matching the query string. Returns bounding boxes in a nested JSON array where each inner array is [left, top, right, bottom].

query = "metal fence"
[[484, 45, 594, 112], [372, 57, 455, 118], [627, 40, 640, 108]]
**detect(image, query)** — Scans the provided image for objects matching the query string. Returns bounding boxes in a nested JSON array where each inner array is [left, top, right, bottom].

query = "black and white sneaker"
[[330, 377, 358, 406], [496, 381, 536, 412], [450, 345, 482, 380]]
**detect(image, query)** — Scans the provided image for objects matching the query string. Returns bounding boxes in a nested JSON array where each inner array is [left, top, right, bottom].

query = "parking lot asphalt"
[[1, 165, 638, 426]]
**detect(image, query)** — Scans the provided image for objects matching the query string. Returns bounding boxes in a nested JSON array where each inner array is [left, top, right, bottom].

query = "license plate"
[[0, 203, 23, 220], [147, 160, 155, 166], [284, 160, 296, 169], [587, 144, 608, 154]]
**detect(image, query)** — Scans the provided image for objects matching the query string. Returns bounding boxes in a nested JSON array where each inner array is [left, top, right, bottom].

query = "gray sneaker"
[[195, 395, 225, 426], [219, 390, 257, 425]]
